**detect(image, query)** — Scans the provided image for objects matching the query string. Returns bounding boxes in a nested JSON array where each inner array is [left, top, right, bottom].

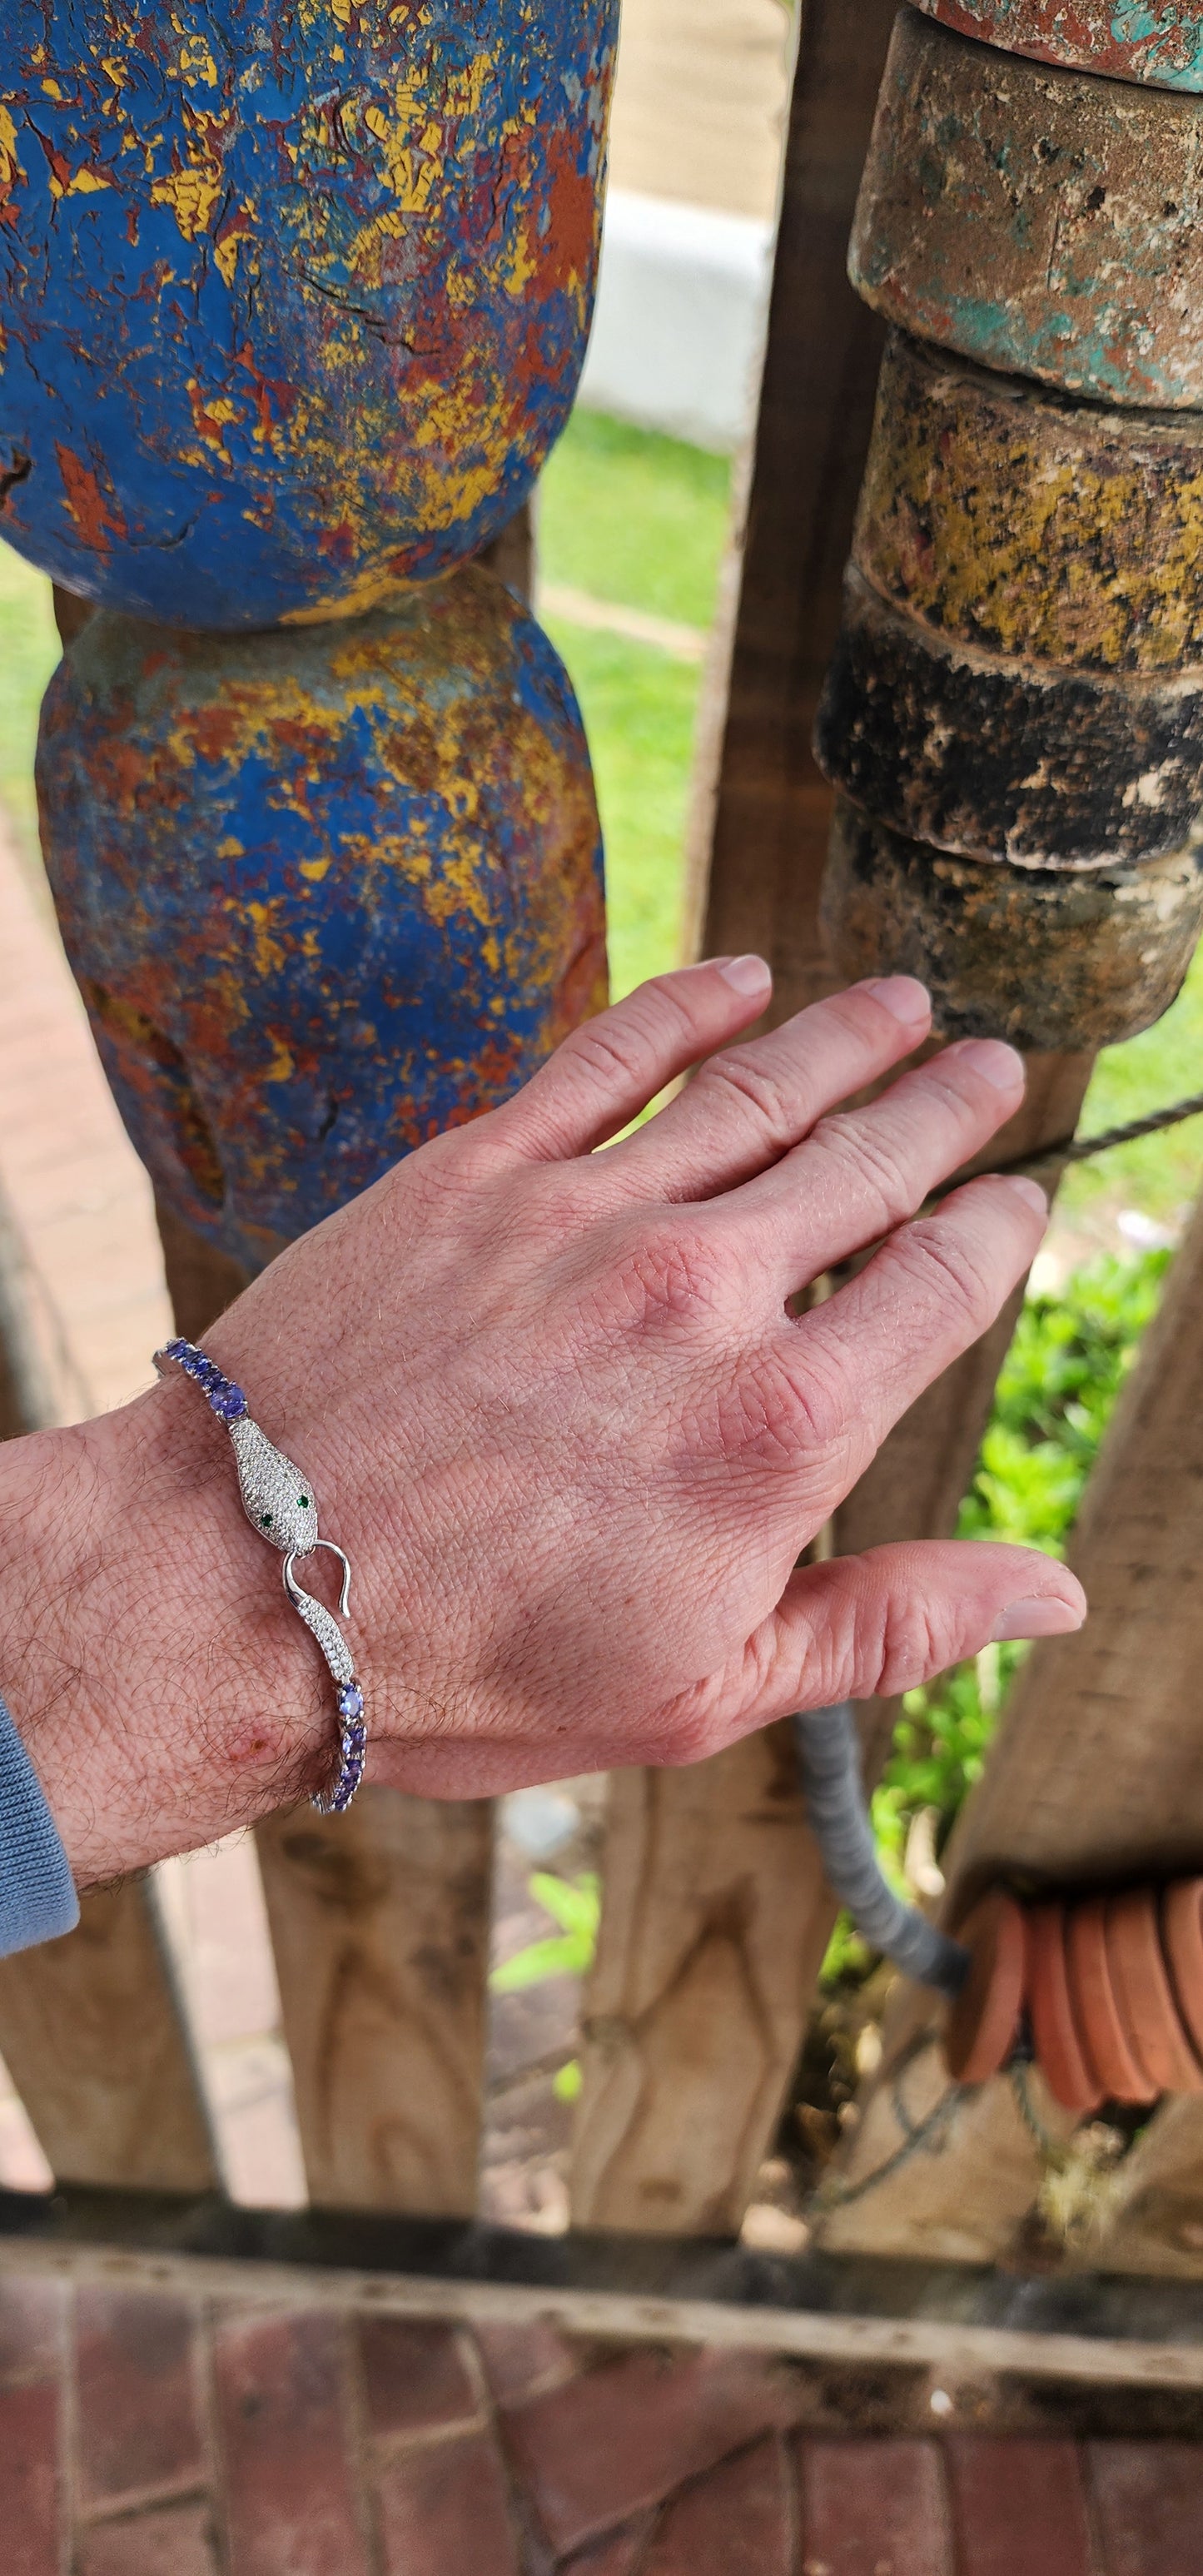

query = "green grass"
[[0, 541, 57, 863], [543, 617, 702, 1002], [1057, 944, 1203, 1236], [539, 410, 732, 630]]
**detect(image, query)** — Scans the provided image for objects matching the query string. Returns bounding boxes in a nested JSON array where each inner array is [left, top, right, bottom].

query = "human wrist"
[[0, 1372, 332, 1883]]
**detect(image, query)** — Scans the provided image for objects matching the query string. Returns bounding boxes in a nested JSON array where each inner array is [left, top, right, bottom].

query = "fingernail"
[[951, 1037, 1026, 1092], [718, 953, 773, 996], [1005, 1174, 1049, 1219], [863, 975, 931, 1026], [991, 1595, 1085, 1642]]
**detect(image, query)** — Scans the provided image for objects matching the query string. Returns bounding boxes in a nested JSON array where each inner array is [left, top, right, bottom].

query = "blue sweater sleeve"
[[0, 1694, 78, 1954]]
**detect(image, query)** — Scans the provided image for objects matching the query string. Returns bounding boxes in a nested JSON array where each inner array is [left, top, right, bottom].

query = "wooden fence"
[[1, 0, 1201, 2300]]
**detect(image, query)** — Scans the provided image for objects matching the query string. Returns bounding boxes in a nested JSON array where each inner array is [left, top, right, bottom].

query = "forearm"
[[0, 1375, 332, 1884]]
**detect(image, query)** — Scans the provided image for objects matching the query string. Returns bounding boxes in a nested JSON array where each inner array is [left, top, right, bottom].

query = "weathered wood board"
[[256, 1789, 493, 2215], [0, 1877, 217, 2192], [826, 1186, 1203, 2269]]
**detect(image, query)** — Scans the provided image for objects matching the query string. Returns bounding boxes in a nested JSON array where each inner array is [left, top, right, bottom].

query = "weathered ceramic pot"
[[914, 0, 1203, 89], [850, 8, 1203, 405], [37, 564, 607, 1270], [822, 794, 1203, 1048], [857, 332, 1203, 676], [0, 0, 616, 625]]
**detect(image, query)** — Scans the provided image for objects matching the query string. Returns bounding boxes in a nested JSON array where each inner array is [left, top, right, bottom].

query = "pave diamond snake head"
[[229, 1416, 320, 1556]]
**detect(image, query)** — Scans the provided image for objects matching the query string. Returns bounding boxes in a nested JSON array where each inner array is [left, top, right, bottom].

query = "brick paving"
[[0, 2268, 1200, 2574]]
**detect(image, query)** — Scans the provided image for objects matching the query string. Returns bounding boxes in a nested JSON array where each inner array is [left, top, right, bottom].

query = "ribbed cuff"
[[0, 1693, 79, 1955]]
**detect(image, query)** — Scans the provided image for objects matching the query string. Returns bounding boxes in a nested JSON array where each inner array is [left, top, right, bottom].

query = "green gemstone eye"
[[260, 1511, 272, 1527], [298, 1496, 311, 1509]]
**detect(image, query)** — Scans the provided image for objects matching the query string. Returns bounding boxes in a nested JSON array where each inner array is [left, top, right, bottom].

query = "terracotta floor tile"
[[360, 2317, 480, 2440], [946, 2438, 1092, 2576], [375, 2425, 522, 2576], [212, 2307, 370, 2576], [0, 2379, 61, 2576], [503, 2345, 808, 2556], [73, 2285, 206, 2516], [800, 2436, 951, 2576], [644, 2435, 793, 2574], [1089, 2439, 1203, 2575], [77, 2500, 220, 2576]]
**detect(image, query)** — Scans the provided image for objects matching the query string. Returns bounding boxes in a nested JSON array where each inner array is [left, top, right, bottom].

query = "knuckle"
[[872, 1594, 946, 1698], [695, 1047, 805, 1153], [898, 1217, 996, 1328], [608, 1222, 725, 1334], [722, 1340, 853, 1470], [809, 1111, 917, 1233]]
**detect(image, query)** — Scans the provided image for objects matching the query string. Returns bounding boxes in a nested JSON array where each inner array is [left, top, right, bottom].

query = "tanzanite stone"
[[338, 1683, 364, 1720]]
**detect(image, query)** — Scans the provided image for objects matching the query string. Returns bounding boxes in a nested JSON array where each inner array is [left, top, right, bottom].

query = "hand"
[[2, 961, 1085, 1880]]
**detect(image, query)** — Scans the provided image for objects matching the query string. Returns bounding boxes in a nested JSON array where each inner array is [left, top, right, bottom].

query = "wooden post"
[[572, 0, 902, 2237], [574, 0, 1097, 2238], [824, 1187, 1203, 2268]]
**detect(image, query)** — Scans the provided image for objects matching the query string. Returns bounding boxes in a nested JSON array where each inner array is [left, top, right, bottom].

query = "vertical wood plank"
[[684, 0, 898, 1015], [571, 1731, 833, 2235], [255, 1789, 492, 2214], [574, 0, 1096, 2236], [0, 1877, 216, 2191], [825, 1185, 1203, 2266]]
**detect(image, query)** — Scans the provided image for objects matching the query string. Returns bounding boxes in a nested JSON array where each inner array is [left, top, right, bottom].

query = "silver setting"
[[154, 1339, 366, 1814], [229, 1415, 321, 1556]]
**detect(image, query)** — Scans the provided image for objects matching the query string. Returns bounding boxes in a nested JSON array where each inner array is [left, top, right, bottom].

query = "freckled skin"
[[0, 0, 617, 624], [36, 563, 608, 1271]]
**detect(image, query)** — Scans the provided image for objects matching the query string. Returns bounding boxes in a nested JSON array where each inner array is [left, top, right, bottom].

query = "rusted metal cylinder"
[[913, 0, 1203, 89], [822, 796, 1203, 1047], [815, 567, 1203, 868], [850, 8, 1203, 406], [857, 331, 1203, 675], [36, 564, 606, 1273]]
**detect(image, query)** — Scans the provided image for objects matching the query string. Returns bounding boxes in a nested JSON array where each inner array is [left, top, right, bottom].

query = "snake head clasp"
[[283, 1539, 352, 1620]]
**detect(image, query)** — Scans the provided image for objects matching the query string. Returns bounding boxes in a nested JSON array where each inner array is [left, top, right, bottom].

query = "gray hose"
[[793, 1703, 971, 1998]]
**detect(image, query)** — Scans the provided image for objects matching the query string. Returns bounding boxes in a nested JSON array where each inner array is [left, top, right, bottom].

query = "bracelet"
[[153, 1337, 366, 1814]]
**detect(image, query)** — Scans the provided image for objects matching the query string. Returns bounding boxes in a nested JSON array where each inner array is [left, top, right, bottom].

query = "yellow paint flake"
[[0, 104, 24, 193], [262, 1035, 296, 1084], [241, 903, 288, 979], [299, 857, 331, 881], [41, 78, 64, 99], [68, 166, 112, 193], [216, 836, 245, 858], [151, 159, 221, 239]]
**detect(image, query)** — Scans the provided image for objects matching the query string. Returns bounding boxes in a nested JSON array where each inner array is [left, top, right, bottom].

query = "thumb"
[[745, 1539, 1086, 1722]]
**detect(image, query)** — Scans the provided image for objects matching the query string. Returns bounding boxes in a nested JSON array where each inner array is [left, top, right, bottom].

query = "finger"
[[723, 1036, 1027, 1286], [738, 1176, 1046, 1510], [693, 1540, 1086, 1748], [604, 974, 932, 1197], [490, 955, 773, 1161]]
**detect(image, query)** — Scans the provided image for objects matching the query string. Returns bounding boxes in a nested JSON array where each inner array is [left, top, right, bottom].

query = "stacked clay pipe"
[[2, 0, 614, 1271], [813, 0, 1203, 1048], [947, 1880, 1203, 2113]]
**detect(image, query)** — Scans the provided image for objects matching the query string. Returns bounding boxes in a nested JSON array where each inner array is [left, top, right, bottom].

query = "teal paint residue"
[[1111, 3, 1203, 86]]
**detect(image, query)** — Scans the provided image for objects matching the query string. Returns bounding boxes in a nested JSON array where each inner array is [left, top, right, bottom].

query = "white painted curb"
[[578, 188, 773, 453]]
